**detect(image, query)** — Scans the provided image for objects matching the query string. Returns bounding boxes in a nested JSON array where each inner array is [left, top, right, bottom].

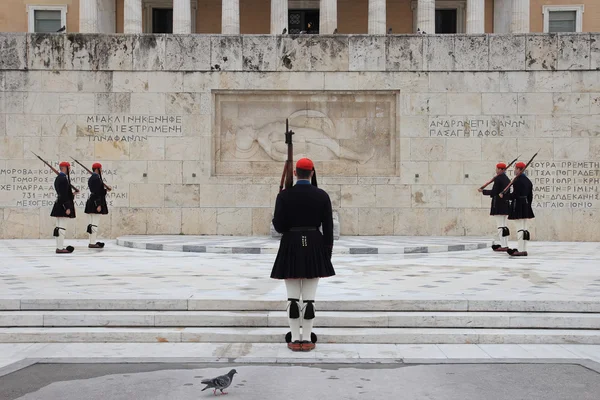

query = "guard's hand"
[[97, 205, 102, 212], [107, 188, 112, 192], [66, 209, 71, 216], [499, 194, 503, 198], [477, 188, 483, 193], [74, 190, 80, 194]]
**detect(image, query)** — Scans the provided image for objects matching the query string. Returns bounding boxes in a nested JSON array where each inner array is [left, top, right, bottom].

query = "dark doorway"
[[152, 8, 173, 33], [435, 9, 457, 34], [288, 9, 320, 34]]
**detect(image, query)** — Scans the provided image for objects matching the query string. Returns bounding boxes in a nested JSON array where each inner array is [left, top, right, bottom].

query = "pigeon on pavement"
[[201, 369, 237, 396]]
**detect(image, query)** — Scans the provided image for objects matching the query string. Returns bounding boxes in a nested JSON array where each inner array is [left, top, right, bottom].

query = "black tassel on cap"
[[311, 168, 318, 187]]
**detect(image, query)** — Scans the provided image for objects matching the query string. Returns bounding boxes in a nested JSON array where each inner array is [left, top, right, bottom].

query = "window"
[[543, 5, 584, 33], [288, 10, 320, 34], [27, 5, 67, 33]]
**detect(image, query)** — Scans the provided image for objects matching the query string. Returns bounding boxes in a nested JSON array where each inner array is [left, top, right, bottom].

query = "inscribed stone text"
[[429, 117, 529, 138], [528, 161, 600, 209], [84, 115, 182, 140], [0, 167, 127, 208]]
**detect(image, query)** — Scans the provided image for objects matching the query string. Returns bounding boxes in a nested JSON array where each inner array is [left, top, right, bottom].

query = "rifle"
[[31, 151, 79, 193], [479, 155, 520, 190], [500, 150, 540, 196], [279, 119, 294, 192], [71, 157, 112, 191]]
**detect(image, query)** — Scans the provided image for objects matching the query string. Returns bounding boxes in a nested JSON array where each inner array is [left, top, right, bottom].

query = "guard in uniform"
[[271, 158, 335, 352], [478, 162, 511, 252], [500, 162, 535, 257], [85, 163, 109, 249], [50, 161, 77, 254]]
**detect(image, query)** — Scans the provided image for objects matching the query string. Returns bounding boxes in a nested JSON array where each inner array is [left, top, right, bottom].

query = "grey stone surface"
[[2, 363, 600, 400], [27, 34, 65, 70], [489, 35, 526, 71], [558, 33, 591, 70], [242, 35, 278, 71], [211, 36, 243, 71], [455, 35, 489, 71], [591, 33, 600, 70], [132, 35, 166, 71], [424, 35, 455, 71], [349, 35, 386, 71], [526, 34, 558, 71], [386, 35, 423, 71], [0, 33, 26, 70], [164, 35, 210, 71]]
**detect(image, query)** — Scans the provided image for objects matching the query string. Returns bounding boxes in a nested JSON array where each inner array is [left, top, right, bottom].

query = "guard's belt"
[[289, 227, 318, 232]]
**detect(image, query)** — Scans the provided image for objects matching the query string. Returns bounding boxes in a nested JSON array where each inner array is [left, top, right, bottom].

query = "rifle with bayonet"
[[479, 155, 520, 190], [31, 151, 79, 193], [279, 119, 294, 192], [500, 150, 540, 196], [71, 157, 112, 191]]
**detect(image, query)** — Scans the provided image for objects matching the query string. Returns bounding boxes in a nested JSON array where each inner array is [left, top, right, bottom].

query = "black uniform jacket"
[[483, 173, 511, 215], [84, 173, 109, 215], [271, 182, 335, 280], [50, 173, 76, 218], [505, 174, 535, 220]]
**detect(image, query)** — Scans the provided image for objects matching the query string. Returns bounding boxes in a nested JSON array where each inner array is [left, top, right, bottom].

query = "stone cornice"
[[0, 33, 598, 72]]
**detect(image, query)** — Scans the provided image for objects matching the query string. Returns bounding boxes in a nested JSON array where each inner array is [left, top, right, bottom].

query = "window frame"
[[27, 5, 68, 33], [543, 5, 584, 33]]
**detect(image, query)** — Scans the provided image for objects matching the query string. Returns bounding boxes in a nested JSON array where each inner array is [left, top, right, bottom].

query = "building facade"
[[0, 0, 598, 35]]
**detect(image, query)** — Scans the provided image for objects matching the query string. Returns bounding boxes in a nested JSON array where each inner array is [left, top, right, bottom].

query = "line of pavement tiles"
[[117, 238, 489, 254], [1, 311, 600, 329], [1, 327, 600, 344], [2, 343, 600, 377], [2, 298, 600, 311]]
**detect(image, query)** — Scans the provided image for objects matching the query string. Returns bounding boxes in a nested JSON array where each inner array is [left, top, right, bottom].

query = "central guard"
[[271, 121, 334, 352]]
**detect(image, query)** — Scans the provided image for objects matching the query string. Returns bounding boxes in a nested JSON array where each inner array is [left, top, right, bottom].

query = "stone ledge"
[[1, 33, 597, 72], [3, 297, 600, 312], [1, 326, 600, 344], [115, 234, 490, 254]]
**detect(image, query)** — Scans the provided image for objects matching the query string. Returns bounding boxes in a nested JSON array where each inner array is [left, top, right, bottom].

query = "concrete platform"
[[116, 235, 491, 254], [2, 360, 600, 400]]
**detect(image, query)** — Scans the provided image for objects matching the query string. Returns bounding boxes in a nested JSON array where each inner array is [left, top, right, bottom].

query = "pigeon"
[[282, 28, 287, 34], [56, 25, 66, 33], [387, 27, 392, 34], [299, 30, 307, 34], [333, 28, 338, 34], [417, 28, 421, 34], [201, 369, 237, 396]]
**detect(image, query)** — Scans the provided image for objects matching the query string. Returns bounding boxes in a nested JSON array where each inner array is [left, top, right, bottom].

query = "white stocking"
[[89, 214, 100, 244], [494, 215, 508, 248], [300, 278, 319, 342], [517, 219, 528, 252], [55, 218, 66, 249], [285, 279, 302, 342]]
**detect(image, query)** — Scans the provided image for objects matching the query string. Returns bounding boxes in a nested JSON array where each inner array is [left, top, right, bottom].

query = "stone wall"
[[0, 32, 599, 240]]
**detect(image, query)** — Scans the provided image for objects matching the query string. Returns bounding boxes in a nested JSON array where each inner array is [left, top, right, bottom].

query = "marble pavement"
[[2, 239, 600, 374]]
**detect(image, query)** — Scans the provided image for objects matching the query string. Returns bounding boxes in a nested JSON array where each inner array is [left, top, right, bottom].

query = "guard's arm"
[[57, 175, 73, 210], [272, 193, 288, 233], [322, 194, 334, 256]]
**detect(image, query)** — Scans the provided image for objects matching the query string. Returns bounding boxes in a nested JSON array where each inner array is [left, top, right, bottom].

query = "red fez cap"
[[496, 162, 507, 169], [515, 162, 526, 169], [296, 158, 314, 171], [92, 162, 102, 170], [59, 161, 70, 168]]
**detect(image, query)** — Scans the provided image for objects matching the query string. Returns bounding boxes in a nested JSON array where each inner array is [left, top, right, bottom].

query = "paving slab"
[[1, 361, 600, 400], [117, 235, 491, 254], [1, 240, 599, 309]]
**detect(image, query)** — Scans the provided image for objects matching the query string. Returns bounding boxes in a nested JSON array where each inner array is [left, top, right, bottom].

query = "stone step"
[[1, 311, 600, 329], [4, 298, 600, 312], [1, 327, 600, 344]]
